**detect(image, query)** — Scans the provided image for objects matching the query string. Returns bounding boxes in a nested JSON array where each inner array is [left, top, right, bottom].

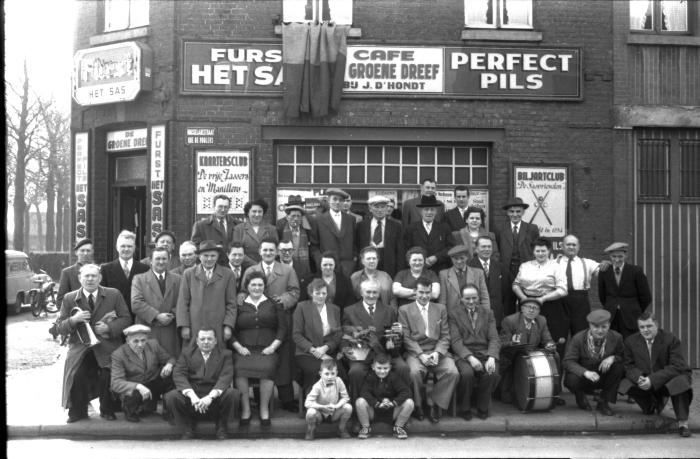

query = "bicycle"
[[28, 270, 59, 318]]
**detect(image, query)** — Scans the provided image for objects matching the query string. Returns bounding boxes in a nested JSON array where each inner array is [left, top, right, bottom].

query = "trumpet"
[[70, 307, 101, 347]]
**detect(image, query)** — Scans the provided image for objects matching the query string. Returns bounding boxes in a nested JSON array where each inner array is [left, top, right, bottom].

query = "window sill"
[[461, 29, 542, 42], [89, 26, 150, 46], [274, 24, 362, 38], [627, 33, 700, 47]]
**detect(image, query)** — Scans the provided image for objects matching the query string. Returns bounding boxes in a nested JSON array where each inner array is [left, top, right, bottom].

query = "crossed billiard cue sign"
[[528, 189, 553, 226]]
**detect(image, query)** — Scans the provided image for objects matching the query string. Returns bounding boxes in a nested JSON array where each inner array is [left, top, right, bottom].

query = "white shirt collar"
[[81, 288, 97, 300]]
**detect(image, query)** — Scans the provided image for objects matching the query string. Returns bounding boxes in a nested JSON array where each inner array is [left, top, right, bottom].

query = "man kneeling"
[[165, 328, 235, 440], [111, 324, 175, 422], [355, 353, 414, 440]]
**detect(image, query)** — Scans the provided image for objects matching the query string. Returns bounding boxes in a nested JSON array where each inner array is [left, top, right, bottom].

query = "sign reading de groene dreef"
[[181, 41, 581, 100]]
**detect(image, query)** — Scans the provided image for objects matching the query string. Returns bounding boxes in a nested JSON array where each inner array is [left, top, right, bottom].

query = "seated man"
[[449, 284, 500, 420], [498, 298, 560, 405], [563, 309, 624, 416], [619, 311, 693, 438], [164, 328, 235, 440], [398, 277, 458, 424], [110, 324, 175, 422]]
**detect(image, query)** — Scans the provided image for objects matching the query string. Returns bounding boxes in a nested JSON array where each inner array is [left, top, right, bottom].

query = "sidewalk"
[[7, 354, 699, 439]]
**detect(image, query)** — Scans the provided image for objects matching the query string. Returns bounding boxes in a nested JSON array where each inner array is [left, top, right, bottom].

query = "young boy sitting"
[[355, 353, 415, 440], [304, 358, 353, 440]]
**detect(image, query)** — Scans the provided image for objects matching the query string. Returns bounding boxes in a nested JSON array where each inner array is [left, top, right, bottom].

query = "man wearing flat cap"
[[57, 238, 95, 309], [495, 197, 540, 316], [355, 195, 405, 277], [598, 242, 651, 339], [277, 195, 313, 276], [439, 244, 489, 314], [563, 309, 625, 416], [404, 195, 454, 274], [111, 324, 175, 422], [310, 188, 357, 277], [177, 241, 237, 347]]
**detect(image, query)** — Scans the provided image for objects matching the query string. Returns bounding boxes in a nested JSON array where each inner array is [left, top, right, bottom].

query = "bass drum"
[[513, 350, 560, 412]]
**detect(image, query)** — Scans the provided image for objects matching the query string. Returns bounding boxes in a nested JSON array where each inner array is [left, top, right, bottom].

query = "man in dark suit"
[[467, 235, 508, 328], [277, 197, 313, 275], [58, 264, 132, 423], [310, 188, 356, 277], [191, 194, 238, 260], [444, 185, 470, 232], [342, 278, 409, 400], [401, 178, 445, 227], [598, 242, 652, 339], [57, 238, 94, 308], [279, 239, 311, 302], [100, 230, 149, 316], [563, 309, 625, 416], [403, 195, 454, 273], [355, 195, 404, 277], [495, 197, 540, 316], [226, 242, 254, 292], [448, 284, 500, 420], [165, 328, 236, 440], [619, 312, 693, 437]]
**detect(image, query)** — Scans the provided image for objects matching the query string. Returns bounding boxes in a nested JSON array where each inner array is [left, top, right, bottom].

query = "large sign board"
[[195, 150, 251, 216], [106, 128, 148, 151], [74, 132, 89, 239], [513, 165, 568, 239], [182, 41, 581, 100], [73, 41, 153, 106], [150, 125, 166, 239]]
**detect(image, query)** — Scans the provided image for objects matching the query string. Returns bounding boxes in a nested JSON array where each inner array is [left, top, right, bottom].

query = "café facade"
[[71, 0, 699, 365]]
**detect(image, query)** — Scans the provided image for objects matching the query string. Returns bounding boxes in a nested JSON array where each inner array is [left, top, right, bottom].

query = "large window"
[[465, 0, 533, 29], [630, 0, 688, 33], [105, 0, 149, 32], [637, 130, 700, 200], [638, 139, 670, 198], [283, 0, 353, 25], [680, 141, 700, 198]]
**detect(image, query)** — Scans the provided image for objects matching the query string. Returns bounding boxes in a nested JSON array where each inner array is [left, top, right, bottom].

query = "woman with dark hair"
[[231, 271, 286, 427], [232, 199, 279, 262], [311, 250, 355, 310], [512, 237, 568, 356], [452, 206, 499, 260], [392, 246, 440, 306]]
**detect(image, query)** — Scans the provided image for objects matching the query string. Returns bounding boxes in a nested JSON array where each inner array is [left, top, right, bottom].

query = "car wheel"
[[12, 293, 23, 315]]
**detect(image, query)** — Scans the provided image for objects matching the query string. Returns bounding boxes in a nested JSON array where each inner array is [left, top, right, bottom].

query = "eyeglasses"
[[522, 304, 540, 311], [279, 248, 294, 253]]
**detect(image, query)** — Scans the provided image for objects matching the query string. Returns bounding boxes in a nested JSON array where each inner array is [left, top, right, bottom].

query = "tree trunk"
[[23, 206, 30, 251], [34, 202, 44, 251], [45, 173, 56, 251], [11, 63, 33, 251], [63, 202, 71, 253], [55, 189, 64, 251]]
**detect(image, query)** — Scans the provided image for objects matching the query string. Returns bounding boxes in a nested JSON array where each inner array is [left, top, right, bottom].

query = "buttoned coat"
[[57, 263, 82, 307], [176, 264, 237, 343], [100, 258, 150, 310], [403, 220, 454, 272], [131, 270, 182, 358], [495, 221, 540, 267], [232, 221, 279, 263], [398, 301, 451, 357], [452, 227, 500, 261], [598, 263, 652, 331], [619, 330, 692, 396], [448, 305, 500, 360], [438, 266, 490, 312], [172, 341, 234, 397], [355, 217, 405, 277], [292, 300, 342, 357], [309, 212, 357, 273], [443, 207, 467, 232], [499, 312, 553, 348], [467, 256, 507, 325], [563, 329, 624, 377], [58, 286, 132, 408], [191, 214, 238, 253], [242, 262, 300, 310], [401, 197, 445, 228], [110, 339, 175, 396]]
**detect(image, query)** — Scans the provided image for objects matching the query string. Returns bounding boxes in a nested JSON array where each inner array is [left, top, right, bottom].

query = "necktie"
[[468, 309, 476, 329], [219, 217, 226, 234], [88, 293, 95, 312], [265, 265, 272, 278], [123, 261, 130, 279], [206, 269, 212, 281], [512, 225, 519, 245], [615, 267, 621, 275], [647, 339, 653, 360], [157, 273, 166, 295], [234, 267, 240, 279], [368, 305, 374, 317], [292, 229, 300, 249], [566, 257, 574, 292], [457, 269, 467, 291], [372, 219, 382, 245], [463, 210, 469, 223], [421, 307, 430, 338], [483, 260, 490, 278]]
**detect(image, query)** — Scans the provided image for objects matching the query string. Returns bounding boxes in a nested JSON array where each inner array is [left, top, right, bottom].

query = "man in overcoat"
[[100, 230, 149, 315]]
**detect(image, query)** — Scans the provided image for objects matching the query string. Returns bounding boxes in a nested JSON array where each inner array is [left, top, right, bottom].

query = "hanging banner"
[[150, 125, 166, 239], [74, 132, 89, 239], [514, 165, 568, 238], [195, 150, 251, 216]]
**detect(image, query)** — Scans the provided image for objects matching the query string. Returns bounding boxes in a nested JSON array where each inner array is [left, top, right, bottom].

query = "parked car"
[[5, 250, 35, 315]]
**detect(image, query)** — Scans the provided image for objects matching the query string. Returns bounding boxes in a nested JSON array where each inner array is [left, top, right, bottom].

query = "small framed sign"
[[513, 165, 569, 239], [195, 149, 252, 217]]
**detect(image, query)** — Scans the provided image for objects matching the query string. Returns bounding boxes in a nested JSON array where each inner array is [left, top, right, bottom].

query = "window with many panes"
[[283, 0, 353, 25], [630, 0, 688, 33], [465, 0, 533, 29], [105, 0, 149, 32], [637, 131, 700, 200], [638, 139, 670, 198], [680, 141, 700, 197]]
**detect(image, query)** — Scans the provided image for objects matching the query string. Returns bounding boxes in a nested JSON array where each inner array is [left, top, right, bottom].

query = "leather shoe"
[[66, 413, 88, 423], [476, 410, 488, 420], [239, 416, 251, 427], [100, 413, 117, 421], [679, 426, 691, 438], [282, 401, 299, 413], [554, 397, 566, 406], [215, 427, 228, 440], [125, 413, 140, 423], [260, 418, 271, 428], [459, 410, 472, 421], [180, 429, 195, 440], [411, 407, 424, 421], [427, 405, 440, 424], [575, 392, 592, 411], [596, 401, 614, 416]]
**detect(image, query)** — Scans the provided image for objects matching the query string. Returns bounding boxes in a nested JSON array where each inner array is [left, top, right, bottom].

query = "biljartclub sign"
[[181, 41, 581, 100]]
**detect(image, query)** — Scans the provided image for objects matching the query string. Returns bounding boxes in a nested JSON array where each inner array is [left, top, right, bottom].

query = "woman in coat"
[[451, 206, 499, 261], [311, 250, 356, 310], [232, 199, 279, 263]]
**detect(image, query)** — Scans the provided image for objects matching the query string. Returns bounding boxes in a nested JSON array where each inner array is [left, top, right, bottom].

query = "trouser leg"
[[669, 389, 692, 421], [97, 366, 116, 415], [456, 359, 475, 412], [69, 352, 98, 417], [347, 361, 370, 401], [599, 362, 624, 403], [405, 355, 426, 408], [165, 390, 195, 429], [208, 388, 235, 427], [430, 356, 459, 410], [474, 362, 498, 414]]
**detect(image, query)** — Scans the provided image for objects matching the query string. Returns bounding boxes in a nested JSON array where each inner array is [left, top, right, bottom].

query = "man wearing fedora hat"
[[403, 195, 454, 273], [401, 178, 445, 228], [176, 240, 237, 347], [496, 197, 540, 316], [355, 195, 405, 277], [57, 238, 95, 309], [310, 188, 357, 277], [277, 195, 313, 276]]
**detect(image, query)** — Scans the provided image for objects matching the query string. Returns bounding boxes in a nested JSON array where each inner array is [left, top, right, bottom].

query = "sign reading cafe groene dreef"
[[181, 41, 581, 100]]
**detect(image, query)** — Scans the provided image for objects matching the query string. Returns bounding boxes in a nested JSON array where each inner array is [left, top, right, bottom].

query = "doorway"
[[110, 153, 148, 259]]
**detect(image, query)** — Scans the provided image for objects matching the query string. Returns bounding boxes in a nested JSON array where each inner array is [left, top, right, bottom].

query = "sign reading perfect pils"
[[73, 41, 153, 106], [195, 150, 251, 216]]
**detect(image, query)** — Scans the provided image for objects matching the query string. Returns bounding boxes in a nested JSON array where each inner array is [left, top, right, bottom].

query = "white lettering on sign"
[[150, 125, 166, 239], [106, 128, 148, 151], [74, 133, 89, 239]]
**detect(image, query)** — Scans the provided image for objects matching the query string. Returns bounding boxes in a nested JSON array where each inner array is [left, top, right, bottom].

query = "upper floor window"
[[105, 0, 149, 32], [465, 0, 533, 29], [630, 0, 688, 33], [283, 0, 352, 25]]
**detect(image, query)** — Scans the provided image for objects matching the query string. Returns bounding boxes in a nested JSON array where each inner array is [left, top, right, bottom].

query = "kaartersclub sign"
[[181, 41, 581, 100]]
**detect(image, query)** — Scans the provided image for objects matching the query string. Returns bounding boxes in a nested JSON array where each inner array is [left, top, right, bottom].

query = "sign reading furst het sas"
[[181, 41, 581, 100]]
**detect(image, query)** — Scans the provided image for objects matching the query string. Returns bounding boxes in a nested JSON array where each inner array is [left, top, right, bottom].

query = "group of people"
[[54, 179, 693, 440]]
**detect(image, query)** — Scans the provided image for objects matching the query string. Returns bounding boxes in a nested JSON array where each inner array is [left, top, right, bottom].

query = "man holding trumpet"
[[58, 263, 132, 423]]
